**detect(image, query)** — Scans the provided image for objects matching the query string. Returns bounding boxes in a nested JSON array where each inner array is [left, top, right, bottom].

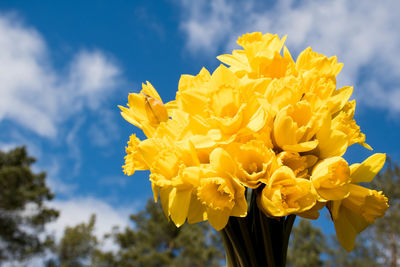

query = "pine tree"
[[326, 158, 400, 267], [95, 199, 224, 267], [325, 229, 380, 267], [370, 158, 400, 266], [287, 219, 326, 267], [46, 215, 101, 267], [49, 199, 224, 266], [0, 146, 59, 263], [58, 214, 98, 267]]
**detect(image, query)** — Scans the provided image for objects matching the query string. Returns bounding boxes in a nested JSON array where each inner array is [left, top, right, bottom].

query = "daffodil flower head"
[[257, 166, 317, 217], [311, 157, 351, 201], [119, 81, 168, 137], [327, 153, 388, 251], [224, 140, 279, 188], [123, 134, 147, 175]]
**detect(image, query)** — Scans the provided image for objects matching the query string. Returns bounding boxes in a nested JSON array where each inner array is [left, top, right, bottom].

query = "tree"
[[47, 199, 224, 267], [370, 158, 400, 266], [95, 199, 224, 267], [326, 158, 400, 267], [325, 229, 381, 267], [287, 219, 326, 267], [47, 215, 99, 267], [0, 146, 59, 263]]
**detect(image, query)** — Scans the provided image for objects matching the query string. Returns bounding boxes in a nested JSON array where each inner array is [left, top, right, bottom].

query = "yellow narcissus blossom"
[[226, 140, 279, 188], [217, 32, 292, 79], [260, 76, 303, 115], [316, 112, 349, 159], [257, 166, 317, 217], [196, 148, 247, 230], [120, 32, 388, 246], [174, 67, 211, 118], [143, 139, 202, 227], [277, 151, 318, 178], [273, 101, 321, 152], [206, 66, 247, 134], [171, 64, 273, 145], [296, 47, 343, 78], [123, 134, 147, 175], [332, 101, 371, 149], [119, 82, 168, 137], [328, 153, 388, 252], [310, 157, 351, 201]]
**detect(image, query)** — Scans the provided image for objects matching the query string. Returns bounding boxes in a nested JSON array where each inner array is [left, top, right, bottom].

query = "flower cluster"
[[120, 32, 388, 251]]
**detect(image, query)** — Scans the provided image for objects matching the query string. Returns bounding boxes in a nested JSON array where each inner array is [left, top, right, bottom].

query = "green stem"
[[249, 191, 267, 266], [258, 209, 276, 267], [224, 221, 250, 267], [282, 215, 296, 267], [220, 189, 297, 267], [237, 217, 258, 267], [220, 229, 240, 267]]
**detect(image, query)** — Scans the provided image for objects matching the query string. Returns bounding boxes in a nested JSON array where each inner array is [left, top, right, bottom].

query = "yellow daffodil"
[[258, 166, 317, 217], [273, 101, 320, 152], [277, 151, 318, 178], [218, 32, 292, 79], [310, 157, 351, 201], [296, 47, 343, 78], [260, 76, 303, 115], [316, 112, 349, 159], [123, 134, 148, 175], [328, 153, 388, 251], [174, 68, 211, 118], [196, 148, 247, 230], [145, 140, 202, 227], [119, 82, 168, 137], [332, 101, 372, 149], [226, 140, 279, 188]]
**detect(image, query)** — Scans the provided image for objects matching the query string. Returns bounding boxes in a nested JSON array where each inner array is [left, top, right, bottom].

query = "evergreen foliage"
[[0, 146, 59, 262], [2, 146, 399, 267], [287, 219, 326, 267], [95, 200, 224, 267]]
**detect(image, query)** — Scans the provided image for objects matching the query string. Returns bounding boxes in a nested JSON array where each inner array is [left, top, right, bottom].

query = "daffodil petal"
[[318, 129, 348, 159], [187, 195, 207, 224], [209, 148, 236, 177], [206, 207, 231, 231], [350, 153, 386, 184], [334, 207, 358, 252], [283, 140, 319, 152], [170, 189, 192, 227], [160, 187, 172, 219]]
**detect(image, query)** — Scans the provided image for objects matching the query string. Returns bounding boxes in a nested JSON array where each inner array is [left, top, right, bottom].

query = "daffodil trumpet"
[[120, 32, 388, 266]]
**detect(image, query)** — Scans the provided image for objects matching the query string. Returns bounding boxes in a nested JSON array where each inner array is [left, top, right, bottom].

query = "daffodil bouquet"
[[120, 32, 388, 267]]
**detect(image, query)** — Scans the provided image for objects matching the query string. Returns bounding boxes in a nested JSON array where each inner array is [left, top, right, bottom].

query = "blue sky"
[[0, 0, 399, 249]]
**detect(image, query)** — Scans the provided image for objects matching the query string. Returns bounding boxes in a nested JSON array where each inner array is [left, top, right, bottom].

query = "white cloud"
[[177, 0, 400, 114], [179, 0, 234, 52], [0, 13, 121, 138], [47, 197, 134, 251], [67, 50, 120, 110], [0, 142, 20, 152]]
